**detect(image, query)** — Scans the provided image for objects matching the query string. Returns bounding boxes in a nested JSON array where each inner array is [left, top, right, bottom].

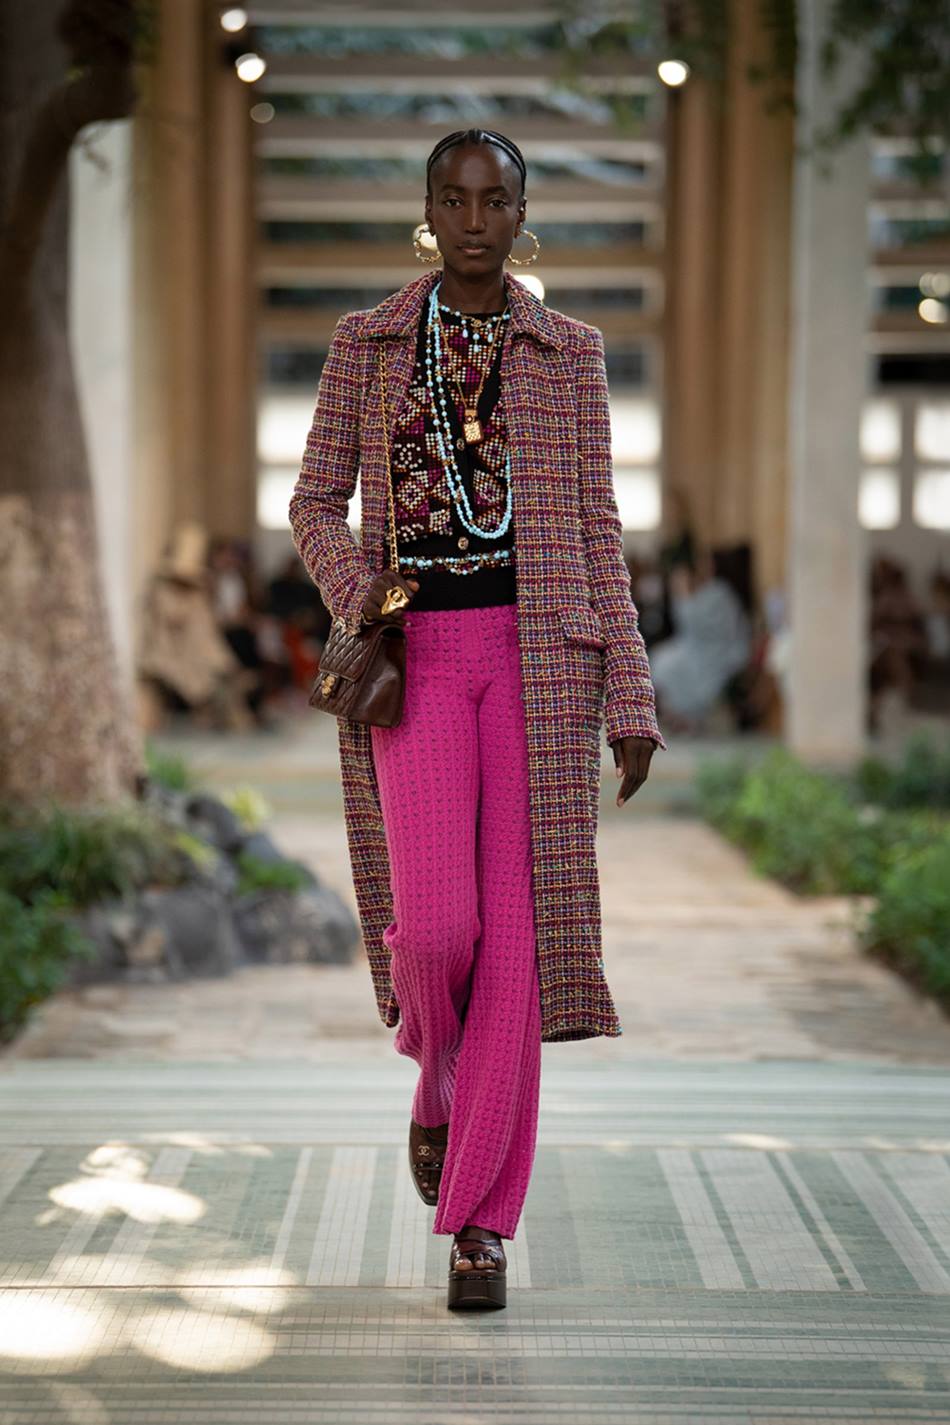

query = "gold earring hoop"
[[506, 228, 540, 266], [412, 222, 442, 264]]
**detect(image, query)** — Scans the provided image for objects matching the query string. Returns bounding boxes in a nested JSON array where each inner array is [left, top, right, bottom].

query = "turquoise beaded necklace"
[[424, 279, 513, 543]]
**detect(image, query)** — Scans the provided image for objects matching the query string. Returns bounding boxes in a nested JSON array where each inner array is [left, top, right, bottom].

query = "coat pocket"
[[558, 604, 606, 649]]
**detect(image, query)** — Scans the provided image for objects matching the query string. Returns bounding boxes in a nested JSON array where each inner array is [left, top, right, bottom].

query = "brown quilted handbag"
[[308, 344, 408, 727]]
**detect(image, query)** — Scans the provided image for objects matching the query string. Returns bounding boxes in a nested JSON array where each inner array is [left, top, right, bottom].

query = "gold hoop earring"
[[506, 228, 540, 266], [412, 222, 441, 264]]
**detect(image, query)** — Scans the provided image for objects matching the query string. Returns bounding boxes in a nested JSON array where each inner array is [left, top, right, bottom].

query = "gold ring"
[[380, 586, 409, 615]]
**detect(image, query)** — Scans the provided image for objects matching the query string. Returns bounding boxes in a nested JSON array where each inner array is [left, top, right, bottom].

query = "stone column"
[[785, 0, 870, 763]]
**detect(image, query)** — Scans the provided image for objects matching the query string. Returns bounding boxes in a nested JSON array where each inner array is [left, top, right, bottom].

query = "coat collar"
[[360, 268, 565, 350]]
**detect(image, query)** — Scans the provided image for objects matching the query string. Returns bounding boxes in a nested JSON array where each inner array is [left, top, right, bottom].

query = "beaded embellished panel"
[[390, 304, 511, 557]]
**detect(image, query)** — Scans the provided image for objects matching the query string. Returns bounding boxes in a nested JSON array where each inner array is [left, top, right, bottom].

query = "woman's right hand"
[[360, 569, 420, 625]]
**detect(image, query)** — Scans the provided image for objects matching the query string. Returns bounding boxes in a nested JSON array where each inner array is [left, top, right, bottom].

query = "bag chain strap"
[[378, 344, 400, 576]]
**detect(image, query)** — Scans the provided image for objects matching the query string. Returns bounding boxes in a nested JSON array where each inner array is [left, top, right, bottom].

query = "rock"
[[183, 793, 246, 856], [187, 848, 240, 897], [139, 780, 188, 826], [137, 884, 240, 978], [236, 829, 284, 864], [64, 900, 131, 985], [125, 922, 167, 968], [234, 831, 319, 889], [232, 885, 358, 966], [65, 884, 239, 984]]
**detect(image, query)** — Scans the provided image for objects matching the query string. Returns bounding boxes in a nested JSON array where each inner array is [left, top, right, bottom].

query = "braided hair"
[[425, 128, 527, 197]]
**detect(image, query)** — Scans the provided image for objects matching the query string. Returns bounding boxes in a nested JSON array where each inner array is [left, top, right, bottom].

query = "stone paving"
[[1, 718, 949, 1422]]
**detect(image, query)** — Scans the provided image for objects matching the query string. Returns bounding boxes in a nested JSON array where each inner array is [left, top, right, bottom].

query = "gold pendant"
[[463, 412, 482, 444]]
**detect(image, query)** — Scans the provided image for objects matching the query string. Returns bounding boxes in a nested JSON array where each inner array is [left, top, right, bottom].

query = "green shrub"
[[0, 890, 97, 1043], [219, 784, 273, 831], [862, 828, 950, 1004], [234, 851, 311, 897], [0, 802, 188, 907], [169, 829, 220, 874], [698, 746, 883, 895], [143, 742, 201, 793], [695, 754, 751, 830], [854, 731, 950, 810]]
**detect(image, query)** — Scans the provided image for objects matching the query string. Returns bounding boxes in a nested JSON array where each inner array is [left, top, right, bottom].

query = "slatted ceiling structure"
[[244, 0, 668, 534], [866, 139, 950, 358]]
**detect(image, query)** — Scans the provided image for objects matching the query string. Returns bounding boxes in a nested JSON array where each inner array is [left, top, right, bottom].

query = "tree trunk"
[[0, 0, 143, 806]]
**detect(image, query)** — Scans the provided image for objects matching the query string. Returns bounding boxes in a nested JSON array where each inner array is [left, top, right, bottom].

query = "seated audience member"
[[869, 554, 928, 730], [650, 548, 752, 734], [137, 523, 250, 731]]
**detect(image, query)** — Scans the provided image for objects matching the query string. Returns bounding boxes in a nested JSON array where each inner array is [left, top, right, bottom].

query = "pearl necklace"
[[424, 281, 513, 542], [437, 298, 507, 354]]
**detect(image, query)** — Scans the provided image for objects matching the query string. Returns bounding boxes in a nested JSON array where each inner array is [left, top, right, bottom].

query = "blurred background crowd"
[[136, 508, 950, 741]]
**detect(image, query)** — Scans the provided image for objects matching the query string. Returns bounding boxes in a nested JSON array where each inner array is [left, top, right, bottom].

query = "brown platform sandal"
[[408, 1118, 449, 1206], [447, 1226, 507, 1311]]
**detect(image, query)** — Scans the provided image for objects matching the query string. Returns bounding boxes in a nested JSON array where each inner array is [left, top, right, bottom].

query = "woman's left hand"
[[611, 735, 655, 806]]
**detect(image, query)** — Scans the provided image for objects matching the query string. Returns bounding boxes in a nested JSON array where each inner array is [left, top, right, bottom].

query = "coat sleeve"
[[288, 313, 378, 635], [575, 327, 667, 751]]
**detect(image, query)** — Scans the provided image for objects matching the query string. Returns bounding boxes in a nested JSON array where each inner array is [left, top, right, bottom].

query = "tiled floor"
[[1, 1060, 949, 1422]]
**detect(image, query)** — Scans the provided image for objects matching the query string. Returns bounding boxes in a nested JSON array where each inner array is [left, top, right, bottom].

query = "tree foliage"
[[550, 1, 950, 176]]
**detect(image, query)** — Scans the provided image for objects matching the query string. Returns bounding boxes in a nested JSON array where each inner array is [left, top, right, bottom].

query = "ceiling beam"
[[871, 313, 950, 341], [254, 117, 664, 159], [258, 175, 664, 221], [244, 1, 618, 25], [256, 53, 658, 93], [872, 244, 950, 269]]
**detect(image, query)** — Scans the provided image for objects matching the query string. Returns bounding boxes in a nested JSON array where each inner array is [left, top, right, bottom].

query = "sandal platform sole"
[[447, 1272, 507, 1310]]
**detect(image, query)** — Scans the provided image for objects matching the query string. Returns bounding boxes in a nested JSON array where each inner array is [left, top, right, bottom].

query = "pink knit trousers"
[[369, 602, 542, 1241]]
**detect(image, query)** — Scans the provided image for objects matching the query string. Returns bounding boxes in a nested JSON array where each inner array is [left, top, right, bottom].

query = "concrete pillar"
[[786, 0, 869, 763], [69, 122, 135, 688], [749, 102, 794, 599]]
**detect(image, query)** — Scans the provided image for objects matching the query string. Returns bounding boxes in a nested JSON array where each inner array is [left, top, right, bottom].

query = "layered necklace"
[[424, 279, 513, 542]]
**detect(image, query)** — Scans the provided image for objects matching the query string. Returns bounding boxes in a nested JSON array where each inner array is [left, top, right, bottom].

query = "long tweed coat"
[[288, 269, 666, 1042]]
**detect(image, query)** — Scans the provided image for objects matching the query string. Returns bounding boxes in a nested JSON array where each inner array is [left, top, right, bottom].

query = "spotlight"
[[919, 297, 949, 325], [920, 272, 950, 299], [657, 59, 690, 87], [220, 7, 248, 32], [235, 52, 267, 83], [250, 102, 275, 124]]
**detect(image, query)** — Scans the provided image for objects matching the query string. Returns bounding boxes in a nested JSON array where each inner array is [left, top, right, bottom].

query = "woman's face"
[[424, 142, 526, 280]]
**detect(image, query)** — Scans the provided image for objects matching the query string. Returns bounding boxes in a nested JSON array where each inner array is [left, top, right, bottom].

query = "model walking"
[[288, 127, 666, 1311]]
